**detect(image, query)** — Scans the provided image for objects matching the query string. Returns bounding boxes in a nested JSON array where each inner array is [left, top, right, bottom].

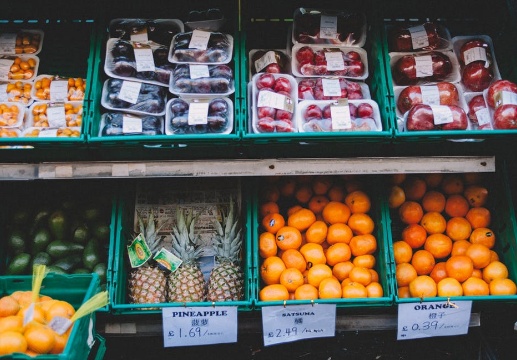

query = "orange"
[[349, 266, 372, 286], [465, 244, 491, 269], [318, 278, 342, 299], [259, 284, 289, 301], [332, 261, 355, 282], [489, 278, 517, 295], [347, 213, 375, 235], [469, 227, 495, 249], [295, 184, 313, 204], [395, 263, 418, 287], [462, 277, 489, 296], [0, 315, 23, 334], [466, 207, 491, 229], [280, 268, 305, 292], [260, 256, 286, 285], [0, 296, 20, 317], [312, 176, 333, 195], [421, 190, 446, 213], [352, 254, 376, 269], [294, 284, 319, 300], [472, 269, 483, 279], [279, 178, 297, 197], [463, 172, 484, 185], [18, 305, 45, 324], [388, 185, 406, 209], [344, 178, 363, 193], [307, 264, 333, 288], [398, 201, 424, 225], [390, 173, 407, 185], [482, 261, 509, 283], [44, 300, 75, 322], [430, 262, 448, 283], [398, 286, 411, 298], [288, 208, 316, 231], [420, 211, 447, 235], [444, 194, 470, 218], [424, 233, 452, 259], [409, 275, 437, 298], [366, 282, 384, 298], [13, 291, 35, 308], [281, 249, 307, 273], [25, 325, 56, 354], [349, 234, 377, 256], [369, 269, 380, 282], [411, 249, 436, 275], [437, 277, 463, 297], [259, 201, 280, 217], [305, 220, 328, 244], [423, 173, 443, 188], [401, 223, 427, 249], [287, 205, 303, 217], [275, 226, 303, 251], [490, 250, 499, 263], [0, 331, 27, 355], [441, 174, 464, 195], [300, 243, 326, 267], [403, 176, 427, 201], [326, 223, 353, 245], [393, 240, 413, 264], [451, 239, 471, 256], [322, 201, 351, 224], [445, 255, 474, 282], [325, 243, 352, 266], [261, 213, 285, 234], [328, 185, 346, 202], [445, 217, 472, 241], [463, 185, 488, 208], [341, 282, 368, 298], [259, 232, 278, 258], [50, 327, 71, 354], [308, 195, 330, 214], [344, 190, 371, 213], [260, 185, 280, 202]]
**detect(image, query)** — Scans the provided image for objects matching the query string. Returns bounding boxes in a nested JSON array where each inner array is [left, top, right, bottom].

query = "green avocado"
[[73, 268, 91, 274], [6, 253, 31, 275], [92, 222, 111, 242], [52, 255, 82, 272], [30, 208, 51, 235], [32, 228, 52, 255], [82, 239, 101, 271], [6, 229, 26, 255], [46, 240, 84, 259], [46, 265, 67, 275], [48, 210, 68, 240], [93, 262, 107, 285], [31, 252, 52, 267], [72, 224, 89, 244]]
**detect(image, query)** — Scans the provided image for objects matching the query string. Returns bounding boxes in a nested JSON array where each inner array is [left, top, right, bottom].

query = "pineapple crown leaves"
[[170, 207, 203, 264], [136, 209, 166, 254], [212, 200, 243, 263]]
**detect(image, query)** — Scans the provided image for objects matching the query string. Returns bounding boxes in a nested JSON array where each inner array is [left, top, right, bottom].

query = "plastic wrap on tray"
[[108, 19, 184, 46], [168, 31, 233, 64], [100, 112, 164, 136], [101, 78, 167, 116], [395, 82, 461, 115], [23, 126, 81, 137], [184, 8, 226, 32], [0, 55, 39, 81], [387, 22, 451, 52], [403, 104, 470, 131], [26, 102, 83, 128], [0, 127, 20, 137], [0, 81, 32, 105], [297, 77, 370, 101], [31, 75, 86, 102], [249, 49, 291, 78], [390, 51, 460, 86], [169, 64, 234, 96], [482, 79, 517, 129], [0, 101, 24, 127], [0, 29, 44, 55]]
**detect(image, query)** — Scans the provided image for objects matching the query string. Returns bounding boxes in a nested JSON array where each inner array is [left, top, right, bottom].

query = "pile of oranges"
[[0, 291, 75, 356], [258, 175, 383, 301], [389, 173, 517, 299]]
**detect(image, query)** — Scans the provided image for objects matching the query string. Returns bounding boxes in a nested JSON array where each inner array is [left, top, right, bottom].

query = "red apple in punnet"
[[389, 22, 440, 52], [357, 103, 374, 118], [467, 95, 488, 125], [493, 104, 517, 129], [322, 104, 332, 119], [459, 39, 490, 64], [406, 104, 438, 131], [462, 61, 493, 92], [346, 51, 362, 61], [393, 51, 452, 85], [256, 73, 276, 90], [257, 106, 276, 119], [347, 60, 365, 77], [304, 104, 323, 120], [314, 50, 326, 65], [397, 82, 459, 114], [298, 84, 314, 100], [265, 63, 282, 73], [296, 46, 315, 64], [275, 120, 295, 132], [487, 79, 517, 108], [441, 106, 468, 130], [348, 91, 363, 100], [273, 77, 292, 93], [348, 103, 358, 118], [257, 117, 275, 132], [275, 109, 293, 121]]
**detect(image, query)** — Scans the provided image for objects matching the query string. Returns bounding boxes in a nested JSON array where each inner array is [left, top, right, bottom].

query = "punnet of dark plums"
[[101, 112, 164, 136], [104, 78, 167, 114], [168, 98, 231, 134]]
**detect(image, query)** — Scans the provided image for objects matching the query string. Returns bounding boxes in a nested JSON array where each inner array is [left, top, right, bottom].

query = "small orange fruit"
[[409, 275, 437, 298], [482, 261, 509, 283], [280, 268, 305, 292], [300, 243, 326, 267], [420, 211, 447, 235], [308, 195, 330, 214], [259, 201, 280, 217], [0, 315, 23, 333], [445, 217, 472, 241], [430, 262, 448, 284], [352, 254, 376, 269], [466, 207, 491, 229], [366, 282, 384, 298], [322, 201, 351, 224], [318, 278, 342, 299], [369, 269, 380, 282], [444, 194, 470, 218], [295, 184, 313, 204], [388, 185, 406, 209], [421, 190, 446, 213], [259, 284, 289, 301], [312, 176, 333, 195], [344, 190, 371, 213], [275, 226, 303, 251], [305, 220, 328, 244], [307, 264, 333, 288], [472, 269, 483, 279], [260, 185, 280, 202], [437, 277, 463, 297], [18, 305, 45, 324], [398, 286, 411, 298], [44, 300, 75, 322], [441, 174, 464, 195], [259, 232, 278, 258], [393, 240, 413, 264], [411, 249, 436, 275], [423, 173, 443, 188], [401, 223, 427, 249], [424, 233, 452, 259], [332, 261, 355, 282], [462, 277, 489, 296], [287, 205, 303, 217], [469, 227, 495, 249], [288, 208, 316, 232], [325, 243, 352, 266], [294, 284, 319, 300], [349, 266, 372, 286], [279, 178, 297, 197], [349, 234, 377, 256], [451, 239, 471, 256], [489, 278, 517, 295], [489, 250, 499, 263], [342, 282, 368, 298], [445, 255, 474, 282], [465, 243, 491, 269], [326, 223, 353, 245], [390, 173, 407, 185], [463, 185, 488, 208], [395, 263, 418, 287], [0, 296, 20, 317], [348, 213, 375, 235], [262, 213, 285, 234], [0, 331, 27, 355], [328, 185, 345, 202], [24, 325, 56, 354], [281, 249, 307, 273], [398, 201, 424, 225], [260, 256, 286, 285], [403, 176, 427, 201]]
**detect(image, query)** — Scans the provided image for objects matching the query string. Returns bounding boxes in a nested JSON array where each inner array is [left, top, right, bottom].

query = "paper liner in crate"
[[99, 112, 165, 136], [0, 54, 39, 82], [168, 31, 233, 65], [297, 77, 370, 101], [0, 101, 24, 127], [0, 29, 44, 55], [169, 63, 234, 97], [386, 22, 452, 52]]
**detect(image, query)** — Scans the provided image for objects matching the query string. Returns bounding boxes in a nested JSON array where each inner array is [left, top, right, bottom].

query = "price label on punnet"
[[162, 306, 238, 347], [261, 304, 336, 346], [397, 300, 472, 340]]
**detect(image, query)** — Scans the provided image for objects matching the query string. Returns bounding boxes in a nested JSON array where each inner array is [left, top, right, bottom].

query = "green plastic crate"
[[110, 178, 254, 314], [253, 176, 395, 308], [0, 273, 100, 360]]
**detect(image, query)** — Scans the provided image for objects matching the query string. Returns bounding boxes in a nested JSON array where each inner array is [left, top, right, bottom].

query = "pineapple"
[[167, 208, 206, 302], [128, 210, 168, 305], [206, 200, 244, 302]]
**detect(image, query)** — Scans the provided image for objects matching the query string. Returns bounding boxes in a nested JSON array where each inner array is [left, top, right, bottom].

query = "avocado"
[[92, 222, 111, 242], [32, 228, 52, 255], [31, 252, 52, 267], [46, 240, 84, 259], [93, 262, 107, 285], [30, 208, 51, 235], [46, 265, 67, 275], [82, 206, 102, 223], [52, 255, 82, 272], [48, 210, 68, 240], [6, 229, 26, 255], [6, 253, 31, 275], [82, 239, 101, 271], [72, 224, 89, 244], [12, 209, 30, 226], [73, 268, 91, 274]]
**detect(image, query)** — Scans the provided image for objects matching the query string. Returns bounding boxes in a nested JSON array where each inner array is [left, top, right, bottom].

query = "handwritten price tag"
[[397, 301, 472, 340], [261, 304, 336, 346], [162, 306, 238, 347]]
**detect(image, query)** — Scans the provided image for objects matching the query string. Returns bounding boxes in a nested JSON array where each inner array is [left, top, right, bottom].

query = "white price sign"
[[0, 59, 14, 78], [257, 90, 294, 112], [47, 106, 67, 128], [0, 33, 17, 54], [189, 64, 210, 79], [162, 306, 238, 347], [0, 84, 8, 101], [397, 301, 472, 340], [254, 51, 277, 73], [320, 15, 338, 40], [431, 105, 453, 125], [420, 85, 440, 105], [261, 304, 336, 346]]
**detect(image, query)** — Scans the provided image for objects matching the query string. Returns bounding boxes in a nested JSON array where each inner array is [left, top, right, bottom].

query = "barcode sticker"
[[463, 47, 488, 66], [325, 51, 345, 71], [409, 25, 429, 49], [189, 30, 211, 50], [415, 55, 434, 78], [431, 105, 453, 125], [420, 85, 441, 105]]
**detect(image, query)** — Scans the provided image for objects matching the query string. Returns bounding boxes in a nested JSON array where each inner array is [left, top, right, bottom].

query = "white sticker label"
[[325, 51, 345, 71], [415, 55, 434, 78], [331, 103, 352, 130], [134, 46, 155, 72], [162, 306, 238, 347], [188, 102, 210, 125], [118, 81, 142, 104], [50, 80, 68, 102], [130, 29, 149, 43], [475, 108, 492, 126], [189, 30, 211, 50], [47, 106, 67, 127], [397, 301, 472, 340], [23, 303, 35, 326], [122, 115, 143, 133], [0, 33, 17, 54], [0, 59, 14, 78], [189, 64, 210, 79], [322, 78, 341, 97], [320, 15, 338, 40], [48, 316, 73, 335], [498, 90, 517, 106], [254, 51, 278, 73], [38, 129, 58, 137], [420, 85, 441, 105], [262, 304, 336, 346], [463, 47, 488, 66], [0, 84, 8, 101], [409, 24, 429, 49], [257, 91, 294, 112], [430, 104, 454, 125]]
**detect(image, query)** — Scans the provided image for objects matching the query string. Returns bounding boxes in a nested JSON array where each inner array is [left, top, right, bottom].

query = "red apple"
[[273, 77, 292, 93], [462, 61, 493, 92], [265, 63, 282, 73], [256, 73, 276, 90], [322, 104, 332, 119], [346, 51, 362, 61], [406, 104, 438, 131], [493, 104, 517, 129], [487, 79, 517, 108], [314, 50, 326, 65], [467, 95, 488, 125], [296, 46, 315, 64], [459, 39, 490, 65], [347, 60, 365, 77], [397, 82, 459, 114], [275, 109, 293, 121], [357, 103, 374, 118], [393, 52, 452, 85], [441, 106, 468, 130], [257, 106, 276, 119], [275, 120, 295, 132], [304, 104, 323, 120], [349, 104, 358, 118], [257, 117, 275, 132], [298, 85, 314, 100]]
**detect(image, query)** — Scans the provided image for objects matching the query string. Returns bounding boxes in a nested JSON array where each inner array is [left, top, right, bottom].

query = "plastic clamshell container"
[[0, 127, 21, 137], [463, 91, 494, 130], [0, 101, 24, 127], [385, 22, 452, 53], [0, 81, 33, 106], [184, 9, 226, 32], [98, 112, 165, 137], [168, 32, 234, 65], [291, 43, 369, 80], [0, 29, 44, 55], [296, 99, 383, 133], [401, 104, 473, 133], [0, 273, 100, 360], [22, 126, 82, 138], [108, 18, 184, 45], [248, 49, 291, 80], [25, 101, 83, 128], [169, 64, 235, 97], [30, 74, 86, 103], [101, 79, 167, 116], [250, 72, 298, 134], [296, 77, 371, 101], [165, 97, 234, 135], [291, 8, 367, 47], [482, 87, 517, 130], [0, 54, 39, 82]]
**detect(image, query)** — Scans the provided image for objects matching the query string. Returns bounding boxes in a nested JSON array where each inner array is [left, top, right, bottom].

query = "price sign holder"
[[162, 306, 238, 347], [261, 304, 336, 346], [397, 300, 472, 340]]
